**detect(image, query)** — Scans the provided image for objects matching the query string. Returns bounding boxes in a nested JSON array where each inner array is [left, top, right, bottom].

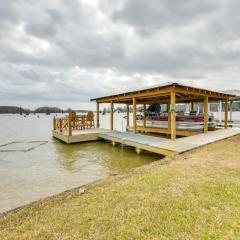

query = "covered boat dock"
[[53, 82, 240, 156], [91, 82, 233, 140]]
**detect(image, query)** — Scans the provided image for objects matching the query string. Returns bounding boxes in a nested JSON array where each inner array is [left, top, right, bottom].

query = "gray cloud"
[[111, 0, 218, 35], [0, 0, 240, 109]]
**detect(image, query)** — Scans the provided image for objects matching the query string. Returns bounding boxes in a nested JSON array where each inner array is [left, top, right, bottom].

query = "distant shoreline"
[[0, 106, 91, 114]]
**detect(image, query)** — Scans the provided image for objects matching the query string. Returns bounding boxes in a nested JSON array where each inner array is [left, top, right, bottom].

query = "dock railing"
[[53, 112, 95, 136]]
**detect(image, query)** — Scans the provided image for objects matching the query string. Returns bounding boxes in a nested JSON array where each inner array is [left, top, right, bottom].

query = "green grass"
[[1, 136, 240, 239]]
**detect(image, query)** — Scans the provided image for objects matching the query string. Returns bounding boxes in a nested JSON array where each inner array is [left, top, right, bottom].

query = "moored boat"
[[137, 103, 216, 131]]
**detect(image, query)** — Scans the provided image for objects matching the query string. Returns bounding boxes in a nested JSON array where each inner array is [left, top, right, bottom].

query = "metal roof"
[[91, 82, 234, 102]]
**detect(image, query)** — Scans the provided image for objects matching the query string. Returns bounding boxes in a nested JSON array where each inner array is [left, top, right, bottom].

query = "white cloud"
[[0, 0, 240, 109]]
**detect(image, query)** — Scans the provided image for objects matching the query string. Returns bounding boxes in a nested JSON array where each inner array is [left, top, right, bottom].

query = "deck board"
[[53, 128, 240, 156], [177, 128, 240, 147], [99, 131, 197, 155]]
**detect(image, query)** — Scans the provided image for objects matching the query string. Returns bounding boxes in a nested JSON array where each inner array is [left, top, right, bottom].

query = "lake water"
[[1, 111, 239, 214], [0, 113, 160, 214]]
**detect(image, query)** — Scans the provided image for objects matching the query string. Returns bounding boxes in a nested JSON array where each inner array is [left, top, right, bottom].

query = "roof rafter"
[[91, 82, 234, 103]]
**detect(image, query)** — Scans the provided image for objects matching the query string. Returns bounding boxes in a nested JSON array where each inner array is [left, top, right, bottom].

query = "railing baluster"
[[54, 112, 95, 135], [60, 118, 62, 132], [68, 117, 72, 136]]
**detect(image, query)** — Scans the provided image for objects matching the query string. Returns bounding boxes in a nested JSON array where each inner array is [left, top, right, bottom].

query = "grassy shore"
[[1, 136, 240, 239]]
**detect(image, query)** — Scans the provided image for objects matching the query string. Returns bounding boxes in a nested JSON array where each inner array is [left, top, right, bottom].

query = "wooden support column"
[[224, 98, 229, 129], [191, 102, 194, 112], [204, 96, 208, 134], [96, 102, 100, 128], [170, 92, 176, 140], [112, 140, 117, 147], [167, 103, 171, 131], [126, 104, 130, 129], [110, 101, 114, 131], [133, 97, 137, 134], [230, 100, 233, 122], [60, 118, 62, 132], [219, 100, 222, 123], [135, 147, 142, 155], [143, 104, 146, 128], [53, 117, 56, 130]]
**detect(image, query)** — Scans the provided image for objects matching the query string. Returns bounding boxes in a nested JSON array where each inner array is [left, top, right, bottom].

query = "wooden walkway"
[[52, 129, 109, 144], [53, 128, 240, 156], [177, 128, 240, 147], [98, 131, 197, 156]]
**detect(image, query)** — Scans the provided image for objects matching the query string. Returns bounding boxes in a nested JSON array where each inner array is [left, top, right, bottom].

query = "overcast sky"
[[1, 0, 240, 110]]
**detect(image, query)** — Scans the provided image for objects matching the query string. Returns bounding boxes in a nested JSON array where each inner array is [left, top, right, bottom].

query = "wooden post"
[[143, 104, 146, 128], [191, 102, 194, 112], [219, 100, 222, 123], [204, 96, 208, 134], [133, 97, 137, 133], [230, 100, 233, 122], [96, 102, 100, 128], [135, 147, 141, 155], [60, 118, 62, 132], [167, 103, 171, 132], [126, 104, 130, 129], [110, 101, 114, 131], [224, 98, 229, 129], [72, 115, 75, 130], [170, 92, 176, 140], [68, 118, 72, 136], [53, 117, 56, 130]]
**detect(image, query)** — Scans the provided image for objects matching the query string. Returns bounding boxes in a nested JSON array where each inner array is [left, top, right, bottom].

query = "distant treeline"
[[0, 106, 89, 114], [1, 102, 240, 115], [0, 106, 31, 114]]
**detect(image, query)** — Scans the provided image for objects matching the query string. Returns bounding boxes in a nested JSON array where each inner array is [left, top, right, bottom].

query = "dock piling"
[[135, 147, 142, 155], [53, 117, 56, 130]]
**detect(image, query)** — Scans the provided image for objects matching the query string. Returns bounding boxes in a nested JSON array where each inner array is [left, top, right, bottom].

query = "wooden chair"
[[68, 112, 77, 130], [85, 112, 95, 129], [74, 115, 85, 130]]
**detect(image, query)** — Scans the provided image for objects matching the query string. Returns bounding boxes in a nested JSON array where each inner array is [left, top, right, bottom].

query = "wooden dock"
[[98, 131, 197, 156], [52, 129, 109, 144], [53, 128, 240, 156], [52, 82, 238, 156]]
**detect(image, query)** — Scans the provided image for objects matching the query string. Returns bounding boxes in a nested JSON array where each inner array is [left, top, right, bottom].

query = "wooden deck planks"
[[52, 128, 110, 144], [53, 128, 240, 156], [98, 131, 197, 156], [178, 128, 240, 147], [98, 132, 177, 156]]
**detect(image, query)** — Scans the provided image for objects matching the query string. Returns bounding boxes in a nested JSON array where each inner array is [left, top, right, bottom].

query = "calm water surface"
[[0, 113, 160, 213], [2, 111, 239, 213]]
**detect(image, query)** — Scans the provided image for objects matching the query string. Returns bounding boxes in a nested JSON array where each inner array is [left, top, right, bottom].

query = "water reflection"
[[0, 113, 161, 213], [53, 138, 161, 173]]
